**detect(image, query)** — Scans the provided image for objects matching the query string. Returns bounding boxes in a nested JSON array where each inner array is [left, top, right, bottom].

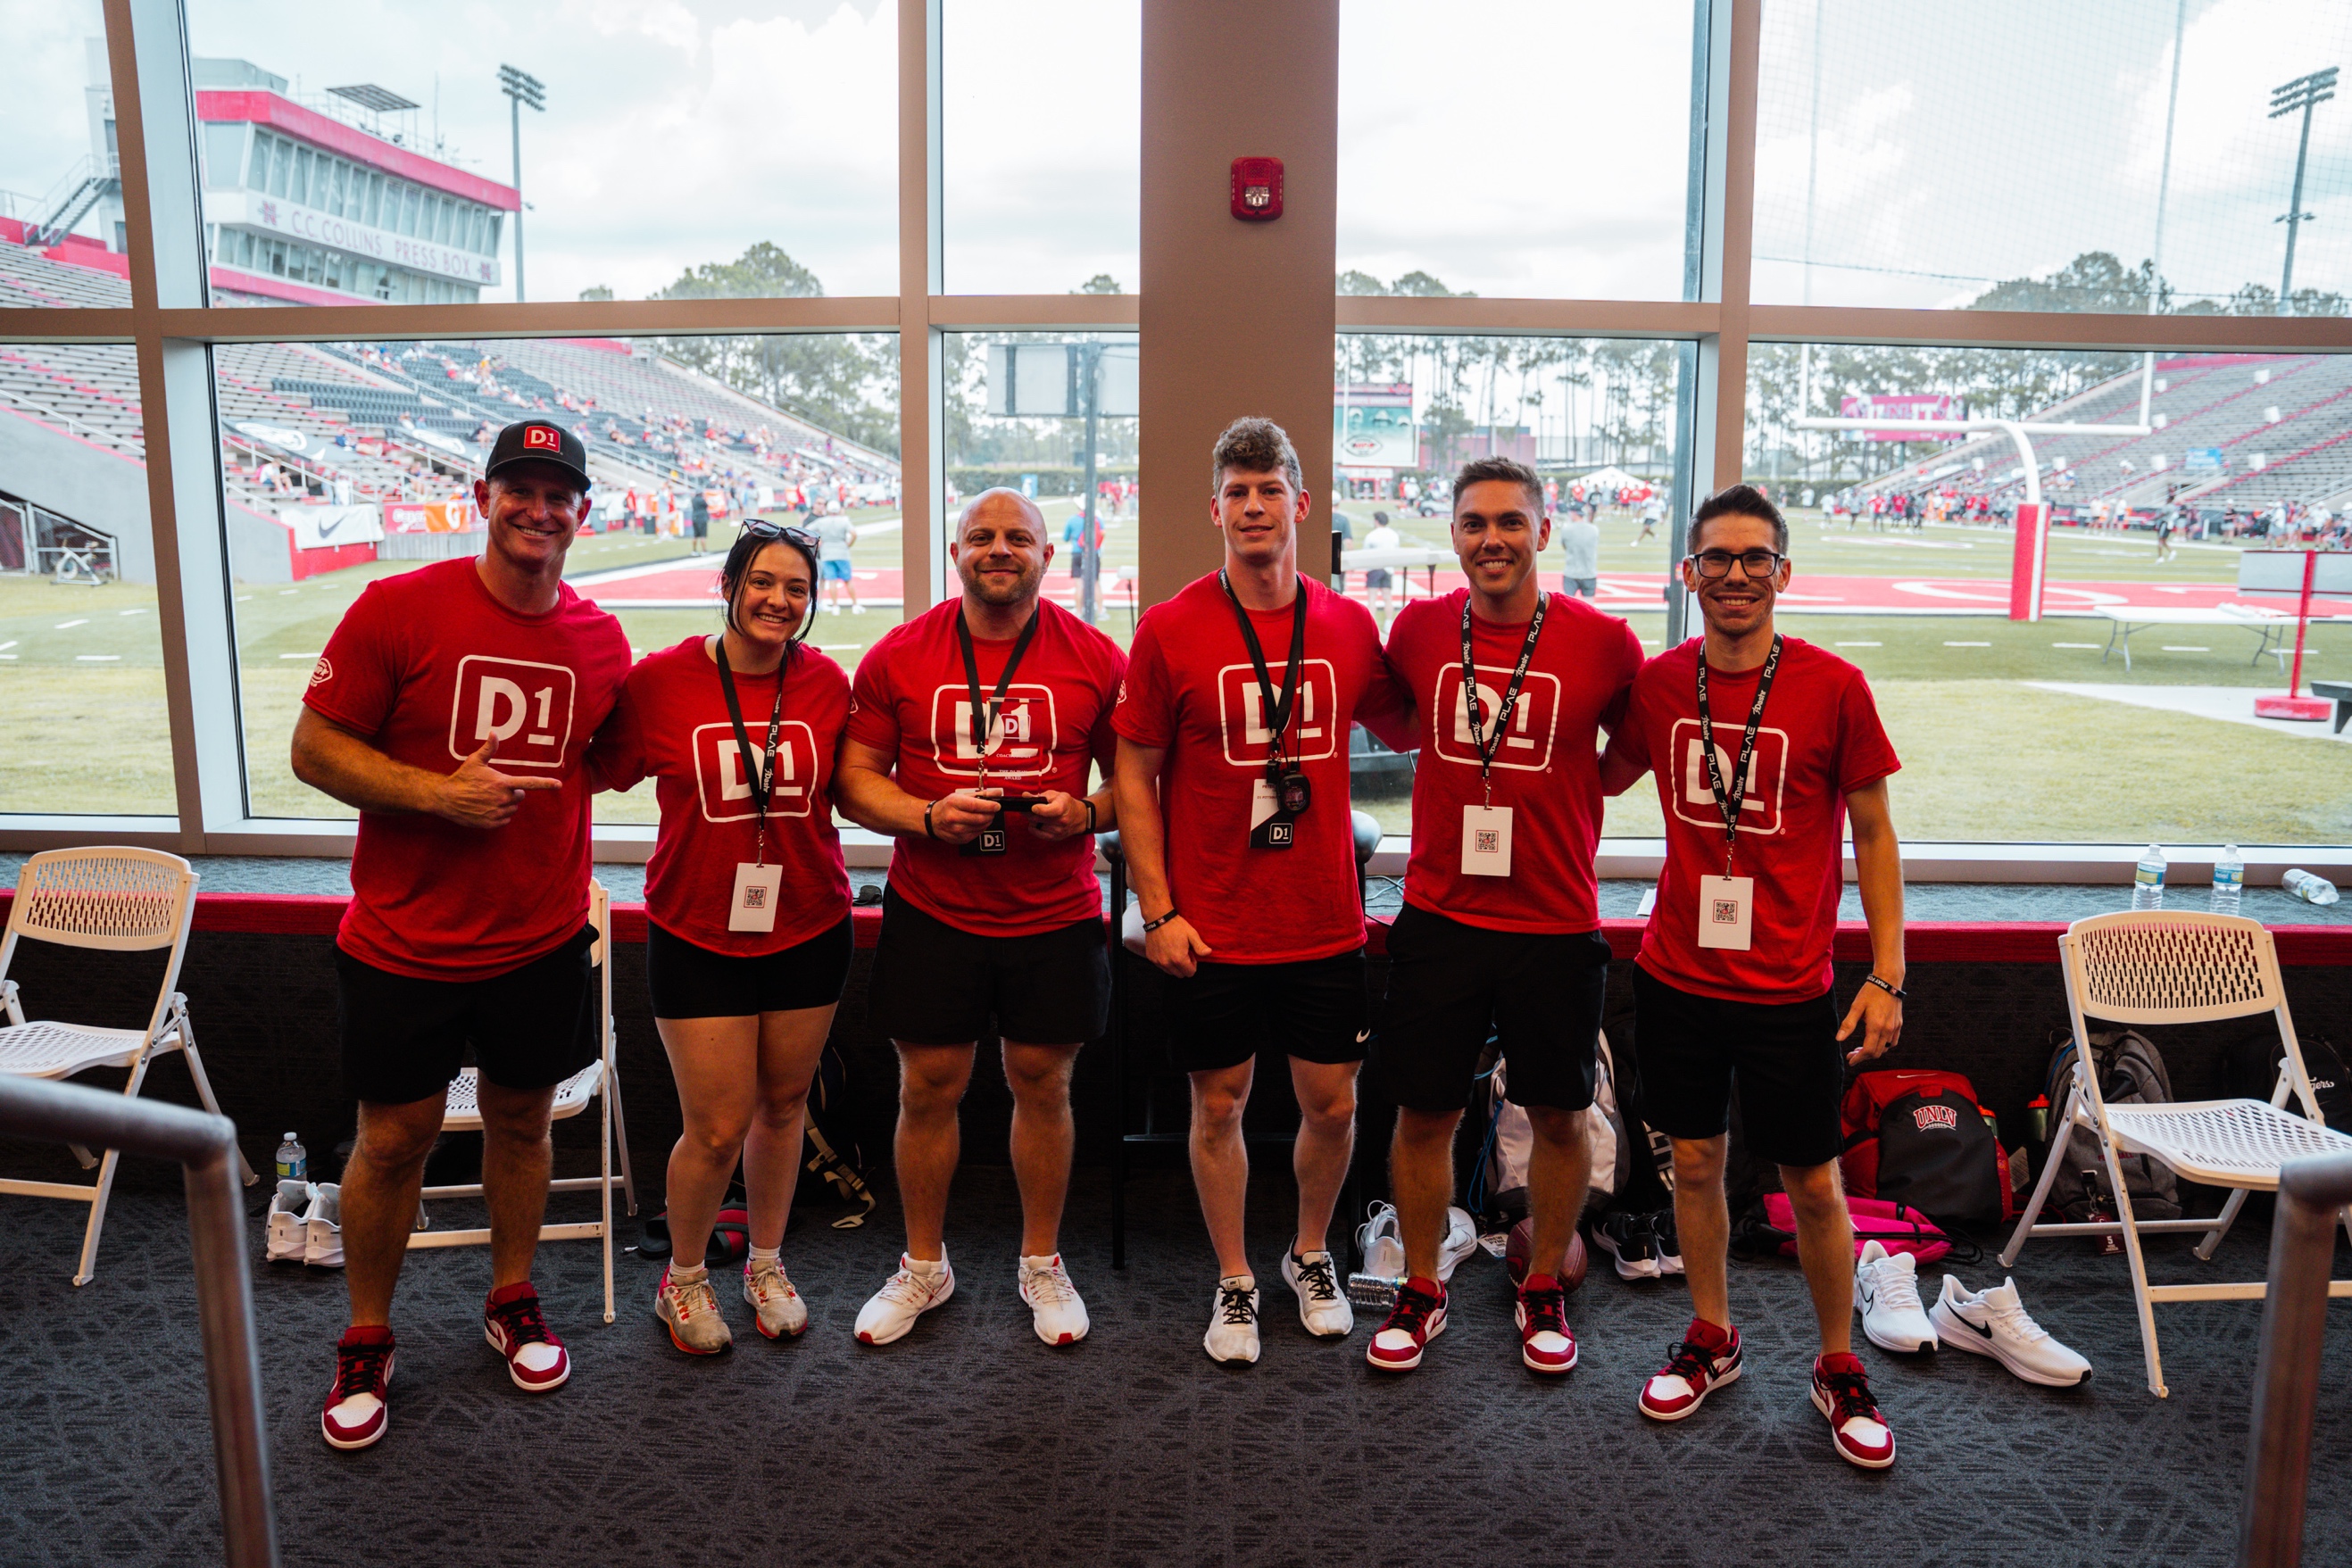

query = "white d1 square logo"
[[447, 656, 577, 770], [694, 721, 819, 821], [1217, 659, 1339, 767], [1669, 718, 1788, 837], [927, 683, 1059, 779], [1429, 665, 1560, 774]]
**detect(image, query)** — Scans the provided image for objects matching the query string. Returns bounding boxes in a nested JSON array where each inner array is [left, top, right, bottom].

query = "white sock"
[[748, 1245, 781, 1272], [1019, 1253, 1059, 1273], [906, 1252, 947, 1277], [669, 1259, 709, 1286]]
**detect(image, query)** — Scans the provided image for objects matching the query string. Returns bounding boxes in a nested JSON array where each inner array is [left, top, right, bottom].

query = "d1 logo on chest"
[[448, 656, 577, 770]]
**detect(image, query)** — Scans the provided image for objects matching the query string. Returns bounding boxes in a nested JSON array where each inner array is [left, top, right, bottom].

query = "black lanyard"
[[716, 637, 790, 865], [1693, 634, 1781, 877], [1459, 592, 1548, 807], [955, 604, 1040, 788], [1217, 570, 1309, 776]]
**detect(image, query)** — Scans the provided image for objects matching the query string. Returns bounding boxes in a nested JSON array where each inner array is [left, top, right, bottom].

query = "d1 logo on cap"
[[524, 426, 563, 452]]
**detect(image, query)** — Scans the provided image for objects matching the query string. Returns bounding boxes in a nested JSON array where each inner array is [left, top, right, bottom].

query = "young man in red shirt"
[[293, 420, 632, 1451], [1114, 418, 1410, 1365], [1600, 483, 1908, 1469], [835, 488, 1124, 1348], [1364, 456, 1643, 1375]]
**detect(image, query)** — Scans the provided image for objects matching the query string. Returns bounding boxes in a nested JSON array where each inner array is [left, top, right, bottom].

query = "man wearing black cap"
[[292, 419, 632, 1451]]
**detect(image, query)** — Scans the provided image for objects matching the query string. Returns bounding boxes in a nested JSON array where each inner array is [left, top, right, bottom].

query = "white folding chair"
[[0, 847, 257, 1284], [2001, 909, 2352, 1396], [409, 879, 637, 1323]]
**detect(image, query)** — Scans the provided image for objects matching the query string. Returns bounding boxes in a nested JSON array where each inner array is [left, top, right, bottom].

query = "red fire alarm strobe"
[[1231, 156, 1284, 221]]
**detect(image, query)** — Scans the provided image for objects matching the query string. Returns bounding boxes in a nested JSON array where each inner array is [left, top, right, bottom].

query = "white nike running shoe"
[[1018, 1254, 1091, 1346], [854, 1254, 955, 1346], [1854, 1240, 1938, 1354], [1929, 1274, 2091, 1386]]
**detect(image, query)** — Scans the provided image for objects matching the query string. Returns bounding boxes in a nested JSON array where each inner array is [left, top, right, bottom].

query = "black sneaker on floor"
[[1590, 1211, 1662, 1280], [1650, 1208, 1684, 1276]]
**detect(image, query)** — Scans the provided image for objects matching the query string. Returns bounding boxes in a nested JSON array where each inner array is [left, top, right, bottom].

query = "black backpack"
[[2225, 1030, 2352, 1132], [799, 1038, 876, 1229], [2041, 1028, 2182, 1223]]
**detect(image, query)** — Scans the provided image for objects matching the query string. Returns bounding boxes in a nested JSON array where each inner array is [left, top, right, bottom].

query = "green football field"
[[4, 502, 2345, 848]]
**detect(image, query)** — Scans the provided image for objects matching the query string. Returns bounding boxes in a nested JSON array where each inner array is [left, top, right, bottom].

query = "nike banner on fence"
[[279, 502, 384, 550]]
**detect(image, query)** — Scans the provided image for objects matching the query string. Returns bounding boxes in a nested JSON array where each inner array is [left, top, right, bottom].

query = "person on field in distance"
[[813, 506, 861, 616], [1113, 417, 1412, 1365], [1365, 456, 1643, 1377], [1598, 482, 1908, 1471], [590, 523, 852, 1356], [834, 488, 1124, 1348], [293, 420, 631, 1452]]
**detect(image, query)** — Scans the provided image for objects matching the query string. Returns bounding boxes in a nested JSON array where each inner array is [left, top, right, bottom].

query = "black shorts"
[[1631, 964, 1844, 1169], [1168, 950, 1369, 1074], [646, 917, 853, 1019], [337, 925, 596, 1108], [1374, 906, 1609, 1116], [868, 885, 1109, 1045]]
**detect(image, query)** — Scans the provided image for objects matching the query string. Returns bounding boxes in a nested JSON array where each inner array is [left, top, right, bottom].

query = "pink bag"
[[1758, 1193, 1954, 1264]]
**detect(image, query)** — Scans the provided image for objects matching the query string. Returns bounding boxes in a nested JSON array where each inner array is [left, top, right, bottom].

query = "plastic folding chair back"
[[2001, 910, 2352, 1396], [408, 880, 637, 1323], [0, 848, 257, 1283]]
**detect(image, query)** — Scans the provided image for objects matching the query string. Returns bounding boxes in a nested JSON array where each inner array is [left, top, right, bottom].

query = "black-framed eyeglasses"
[[1687, 549, 1785, 579]]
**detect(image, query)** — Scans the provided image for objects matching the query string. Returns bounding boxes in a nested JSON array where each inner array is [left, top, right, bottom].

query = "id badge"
[[960, 821, 1010, 858], [1249, 778, 1294, 850], [728, 862, 784, 933], [1461, 805, 1513, 877], [1695, 874, 1754, 950]]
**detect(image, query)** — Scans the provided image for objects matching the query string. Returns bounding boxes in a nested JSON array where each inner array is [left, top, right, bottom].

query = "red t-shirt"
[[1605, 636, 1900, 1003], [1384, 590, 1644, 933], [847, 598, 1126, 937], [304, 558, 632, 981], [1114, 573, 1410, 965], [592, 637, 852, 955]]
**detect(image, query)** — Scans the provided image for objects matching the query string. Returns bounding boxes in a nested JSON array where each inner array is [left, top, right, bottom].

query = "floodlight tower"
[[2269, 66, 2337, 315], [498, 64, 545, 302]]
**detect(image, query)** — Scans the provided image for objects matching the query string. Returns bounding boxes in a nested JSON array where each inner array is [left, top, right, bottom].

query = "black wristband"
[[1083, 798, 1097, 834], [1142, 908, 1181, 933], [923, 800, 938, 841], [1863, 974, 1907, 1000]]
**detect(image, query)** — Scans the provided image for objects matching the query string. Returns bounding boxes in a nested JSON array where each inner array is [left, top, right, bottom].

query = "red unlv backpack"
[[1840, 1069, 2014, 1226]]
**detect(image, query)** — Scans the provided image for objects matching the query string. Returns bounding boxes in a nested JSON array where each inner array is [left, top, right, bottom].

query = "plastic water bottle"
[[2132, 845, 2167, 911], [275, 1132, 306, 1183], [2211, 845, 2245, 917], [2284, 869, 2342, 908]]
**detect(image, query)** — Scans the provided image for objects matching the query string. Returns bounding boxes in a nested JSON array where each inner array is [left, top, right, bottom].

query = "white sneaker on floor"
[[854, 1255, 955, 1346], [1435, 1207, 1480, 1283], [1929, 1274, 2091, 1386], [1855, 1240, 1937, 1354], [303, 1183, 345, 1268], [1018, 1255, 1091, 1346], [1205, 1275, 1261, 1364], [1357, 1203, 1406, 1281], [744, 1259, 808, 1340], [266, 1180, 312, 1264], [654, 1266, 733, 1356], [1282, 1243, 1354, 1337]]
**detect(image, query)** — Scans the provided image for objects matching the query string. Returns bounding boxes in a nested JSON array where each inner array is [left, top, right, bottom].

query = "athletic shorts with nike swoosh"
[[1163, 949, 1368, 1074]]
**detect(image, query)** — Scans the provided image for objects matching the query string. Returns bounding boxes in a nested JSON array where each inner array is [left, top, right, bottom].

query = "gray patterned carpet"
[[1, 1167, 2348, 1567]]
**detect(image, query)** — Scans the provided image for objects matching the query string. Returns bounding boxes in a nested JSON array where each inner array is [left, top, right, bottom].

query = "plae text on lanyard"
[[955, 604, 1040, 857], [716, 637, 791, 933], [1691, 632, 1781, 952], [1457, 593, 1547, 877], [1218, 570, 1312, 850]]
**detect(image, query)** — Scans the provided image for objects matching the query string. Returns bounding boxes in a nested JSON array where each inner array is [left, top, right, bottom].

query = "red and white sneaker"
[[321, 1325, 395, 1451], [1810, 1352, 1897, 1469], [484, 1282, 570, 1392], [1365, 1277, 1447, 1372], [1515, 1273, 1578, 1374], [1638, 1318, 1742, 1421]]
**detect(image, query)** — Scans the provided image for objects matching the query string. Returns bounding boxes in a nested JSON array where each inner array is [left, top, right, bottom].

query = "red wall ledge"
[[1, 892, 2348, 966]]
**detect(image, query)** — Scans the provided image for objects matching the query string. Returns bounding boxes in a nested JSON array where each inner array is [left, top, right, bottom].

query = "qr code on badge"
[[743, 886, 769, 910], [1711, 898, 1740, 924], [1475, 829, 1500, 854]]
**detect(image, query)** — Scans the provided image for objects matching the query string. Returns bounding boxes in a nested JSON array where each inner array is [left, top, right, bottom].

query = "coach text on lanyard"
[[717, 639, 791, 932], [956, 604, 1040, 858], [1456, 593, 1546, 877], [1692, 633, 1781, 951], [1218, 570, 1312, 850]]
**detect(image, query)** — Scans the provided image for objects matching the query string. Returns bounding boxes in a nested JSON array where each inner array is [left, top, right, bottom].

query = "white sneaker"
[[1282, 1243, 1354, 1337], [744, 1258, 809, 1340], [266, 1180, 312, 1264], [303, 1183, 345, 1268], [654, 1266, 733, 1356], [1929, 1274, 2091, 1386], [1435, 1207, 1480, 1283], [854, 1254, 955, 1346], [1204, 1275, 1261, 1364], [1018, 1254, 1091, 1346], [1356, 1203, 1406, 1281], [1854, 1240, 1937, 1354]]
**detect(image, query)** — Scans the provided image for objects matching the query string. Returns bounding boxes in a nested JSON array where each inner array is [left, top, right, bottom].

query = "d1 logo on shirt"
[[1217, 659, 1339, 767], [1428, 665, 1561, 774], [693, 721, 819, 821], [927, 684, 1059, 780], [1669, 718, 1788, 835], [446, 656, 577, 771]]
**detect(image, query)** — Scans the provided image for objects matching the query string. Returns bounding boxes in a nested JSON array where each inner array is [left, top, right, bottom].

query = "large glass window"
[[1747, 338, 2352, 843], [0, 2, 125, 309], [943, 0, 1140, 295], [214, 334, 898, 822], [0, 343, 179, 814], [1755, 1, 2352, 315], [1338, 0, 1701, 300], [183, 2, 897, 307]]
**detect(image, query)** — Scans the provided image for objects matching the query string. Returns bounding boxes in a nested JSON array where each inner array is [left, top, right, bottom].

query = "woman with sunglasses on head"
[[591, 523, 852, 1355]]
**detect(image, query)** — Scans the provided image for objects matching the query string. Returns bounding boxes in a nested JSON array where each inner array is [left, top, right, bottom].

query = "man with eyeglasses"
[[1599, 483, 1908, 1470]]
